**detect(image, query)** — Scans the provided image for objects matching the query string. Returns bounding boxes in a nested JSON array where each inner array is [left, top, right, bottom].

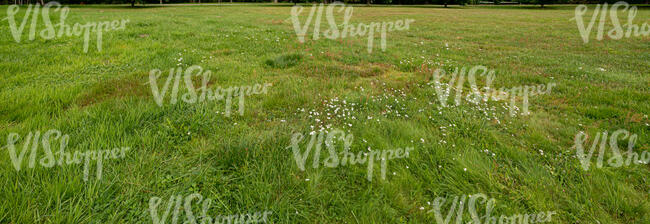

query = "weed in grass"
[[265, 53, 303, 68]]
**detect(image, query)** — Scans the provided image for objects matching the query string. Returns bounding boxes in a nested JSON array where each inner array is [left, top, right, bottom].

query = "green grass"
[[0, 3, 649, 223]]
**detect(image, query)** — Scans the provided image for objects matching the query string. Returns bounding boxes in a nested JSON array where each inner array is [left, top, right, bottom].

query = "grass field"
[[0, 3, 649, 223]]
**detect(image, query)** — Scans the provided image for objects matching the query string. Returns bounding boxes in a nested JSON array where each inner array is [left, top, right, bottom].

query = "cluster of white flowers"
[[296, 96, 360, 135], [483, 148, 496, 157], [175, 52, 186, 67]]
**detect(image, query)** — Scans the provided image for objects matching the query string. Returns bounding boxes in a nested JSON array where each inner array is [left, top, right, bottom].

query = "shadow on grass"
[[64, 5, 166, 9]]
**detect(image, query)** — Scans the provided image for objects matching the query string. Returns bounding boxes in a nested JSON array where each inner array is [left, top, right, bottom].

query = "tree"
[[435, 0, 465, 7], [519, 0, 556, 7], [130, 0, 144, 7]]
